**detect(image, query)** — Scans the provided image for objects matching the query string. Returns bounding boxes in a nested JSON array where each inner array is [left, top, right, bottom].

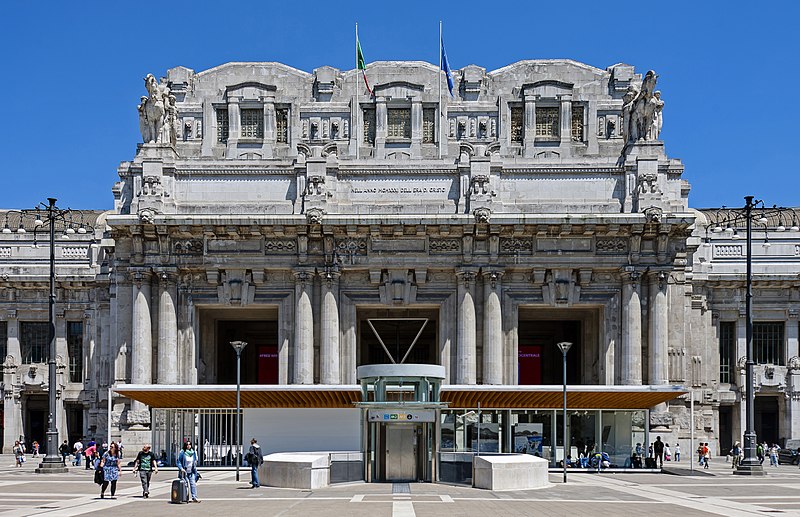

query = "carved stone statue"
[[138, 73, 174, 145], [624, 70, 664, 143]]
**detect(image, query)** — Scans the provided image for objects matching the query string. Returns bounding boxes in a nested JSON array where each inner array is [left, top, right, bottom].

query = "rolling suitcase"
[[170, 471, 190, 504]]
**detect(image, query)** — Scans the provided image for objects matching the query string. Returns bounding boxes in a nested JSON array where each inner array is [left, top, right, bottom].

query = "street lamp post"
[[556, 341, 572, 484], [230, 341, 248, 482]]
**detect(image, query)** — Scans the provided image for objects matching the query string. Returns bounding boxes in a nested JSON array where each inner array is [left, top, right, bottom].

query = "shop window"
[[21, 321, 48, 364], [535, 107, 559, 138], [719, 321, 735, 383], [423, 108, 436, 143], [67, 321, 83, 383], [363, 108, 376, 144], [571, 105, 585, 142], [754, 322, 784, 365], [240, 109, 264, 139], [276, 108, 289, 143], [387, 108, 411, 139], [510, 106, 523, 143], [216, 108, 229, 143]]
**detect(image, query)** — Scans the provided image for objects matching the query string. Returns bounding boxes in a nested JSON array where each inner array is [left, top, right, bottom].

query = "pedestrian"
[[664, 443, 672, 462], [756, 442, 765, 465], [177, 440, 201, 503], [59, 440, 71, 465], [731, 441, 742, 469], [32, 440, 40, 458], [697, 443, 705, 467], [674, 442, 681, 462], [84, 443, 97, 470], [653, 436, 665, 468], [702, 442, 710, 469], [73, 439, 84, 467], [13, 440, 25, 467], [246, 438, 263, 488], [133, 444, 159, 498], [99, 442, 121, 499], [118, 439, 124, 460], [769, 444, 779, 467]]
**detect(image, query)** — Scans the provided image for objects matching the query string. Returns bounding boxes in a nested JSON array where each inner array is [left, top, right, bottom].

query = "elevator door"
[[385, 424, 417, 481]]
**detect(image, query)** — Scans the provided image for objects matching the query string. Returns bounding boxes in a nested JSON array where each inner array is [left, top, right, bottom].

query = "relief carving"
[[429, 238, 462, 254], [499, 238, 532, 254], [173, 239, 203, 255], [596, 238, 628, 254], [306, 208, 325, 225], [264, 239, 297, 254], [473, 207, 491, 223]]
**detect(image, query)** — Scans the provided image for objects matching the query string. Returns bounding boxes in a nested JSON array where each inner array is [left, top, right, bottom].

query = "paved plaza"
[[1, 457, 800, 517]]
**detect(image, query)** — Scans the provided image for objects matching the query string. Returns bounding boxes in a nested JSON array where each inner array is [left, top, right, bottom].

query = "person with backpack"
[[133, 444, 159, 498], [246, 438, 263, 488]]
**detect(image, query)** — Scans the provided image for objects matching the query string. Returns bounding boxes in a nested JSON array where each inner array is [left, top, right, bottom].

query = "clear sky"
[[1, 0, 797, 210]]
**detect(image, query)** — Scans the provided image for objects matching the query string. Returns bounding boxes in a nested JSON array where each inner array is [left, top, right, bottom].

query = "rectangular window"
[[423, 108, 436, 143], [21, 321, 49, 364], [276, 108, 289, 143], [0, 321, 7, 362], [535, 107, 559, 138], [67, 321, 83, 383], [571, 105, 585, 142], [510, 107, 523, 143], [363, 108, 376, 144], [754, 322, 784, 365], [387, 108, 411, 139], [216, 108, 229, 143], [719, 321, 735, 383], [240, 109, 264, 139]]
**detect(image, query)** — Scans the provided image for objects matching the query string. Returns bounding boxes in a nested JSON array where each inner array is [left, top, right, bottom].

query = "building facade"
[[1, 59, 799, 461]]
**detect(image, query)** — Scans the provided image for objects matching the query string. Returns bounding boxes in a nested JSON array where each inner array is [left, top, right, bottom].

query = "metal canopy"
[[114, 384, 686, 410]]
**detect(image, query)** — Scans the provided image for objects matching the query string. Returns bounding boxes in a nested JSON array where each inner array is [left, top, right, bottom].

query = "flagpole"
[[438, 20, 442, 159], [355, 22, 359, 160]]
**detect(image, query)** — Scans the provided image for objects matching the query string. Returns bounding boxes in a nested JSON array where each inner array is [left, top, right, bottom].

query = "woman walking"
[[99, 442, 121, 499], [13, 440, 25, 467], [177, 441, 201, 503]]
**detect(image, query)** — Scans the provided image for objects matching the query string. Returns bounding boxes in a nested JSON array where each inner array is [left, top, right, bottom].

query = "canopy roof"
[[114, 384, 686, 410]]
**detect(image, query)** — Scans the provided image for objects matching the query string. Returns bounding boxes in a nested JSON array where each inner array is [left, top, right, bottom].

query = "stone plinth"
[[263, 452, 330, 489], [473, 454, 549, 491]]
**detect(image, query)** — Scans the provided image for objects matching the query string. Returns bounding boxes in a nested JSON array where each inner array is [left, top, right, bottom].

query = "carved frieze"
[[62, 246, 89, 259], [265, 239, 297, 254], [595, 238, 628, 254], [499, 238, 533, 255], [429, 238, 462, 254], [336, 238, 368, 259], [0, 247, 11, 258], [173, 239, 203, 255]]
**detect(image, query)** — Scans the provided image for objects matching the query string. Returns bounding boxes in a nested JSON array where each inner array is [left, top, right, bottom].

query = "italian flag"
[[356, 34, 373, 97]]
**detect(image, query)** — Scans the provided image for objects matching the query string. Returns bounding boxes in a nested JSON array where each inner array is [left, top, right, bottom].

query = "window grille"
[[240, 109, 264, 139], [276, 108, 289, 143], [510, 107, 523, 143], [363, 108, 376, 144], [535, 107, 559, 138], [571, 105, 584, 142], [216, 109, 229, 143], [423, 108, 436, 143], [0, 321, 6, 362], [67, 321, 83, 383], [21, 321, 48, 364], [754, 322, 784, 365], [719, 321, 735, 383], [387, 108, 411, 139]]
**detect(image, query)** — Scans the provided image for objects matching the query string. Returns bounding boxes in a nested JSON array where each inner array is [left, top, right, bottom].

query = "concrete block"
[[263, 452, 330, 489], [473, 454, 549, 491]]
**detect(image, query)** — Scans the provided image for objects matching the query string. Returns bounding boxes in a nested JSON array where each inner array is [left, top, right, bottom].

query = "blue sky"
[[1, 0, 797, 210]]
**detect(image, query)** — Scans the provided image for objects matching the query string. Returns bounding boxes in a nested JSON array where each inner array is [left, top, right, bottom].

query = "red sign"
[[518, 345, 542, 385], [258, 345, 279, 384]]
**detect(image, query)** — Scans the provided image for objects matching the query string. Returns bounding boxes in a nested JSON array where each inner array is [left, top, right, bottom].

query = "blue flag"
[[441, 38, 454, 97]]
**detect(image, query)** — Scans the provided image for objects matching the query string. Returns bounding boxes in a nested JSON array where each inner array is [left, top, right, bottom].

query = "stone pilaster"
[[482, 270, 504, 385], [157, 271, 178, 385], [560, 95, 572, 146], [456, 269, 477, 384], [620, 269, 642, 385], [649, 272, 669, 385], [293, 270, 314, 384], [129, 270, 152, 422], [523, 93, 536, 156], [319, 270, 340, 384]]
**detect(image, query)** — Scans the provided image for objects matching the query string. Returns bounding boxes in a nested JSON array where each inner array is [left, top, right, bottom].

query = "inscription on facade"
[[350, 186, 447, 195]]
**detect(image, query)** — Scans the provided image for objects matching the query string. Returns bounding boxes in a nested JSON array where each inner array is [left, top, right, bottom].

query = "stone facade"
[[0, 59, 797, 455]]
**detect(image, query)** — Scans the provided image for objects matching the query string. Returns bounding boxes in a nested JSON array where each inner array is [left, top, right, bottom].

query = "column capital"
[[129, 269, 153, 287], [319, 268, 341, 287], [293, 268, 314, 285], [155, 268, 179, 285], [649, 270, 669, 291], [621, 267, 642, 284], [482, 269, 505, 289], [456, 267, 479, 285]]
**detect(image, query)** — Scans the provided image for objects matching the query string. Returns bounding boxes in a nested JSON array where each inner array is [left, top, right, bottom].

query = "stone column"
[[560, 95, 573, 145], [456, 269, 477, 384], [649, 272, 669, 385], [375, 98, 387, 156], [482, 270, 504, 384], [130, 270, 152, 420], [227, 97, 241, 148], [411, 100, 423, 156], [620, 270, 642, 385], [523, 93, 536, 156], [157, 271, 178, 385], [319, 270, 340, 384], [293, 270, 314, 384]]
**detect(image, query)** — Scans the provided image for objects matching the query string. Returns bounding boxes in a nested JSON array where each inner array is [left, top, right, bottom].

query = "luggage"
[[170, 472, 190, 504], [644, 457, 657, 468]]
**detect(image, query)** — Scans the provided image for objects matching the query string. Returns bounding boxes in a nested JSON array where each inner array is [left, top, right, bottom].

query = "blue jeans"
[[74, 453, 81, 466], [251, 465, 260, 487], [187, 472, 198, 500]]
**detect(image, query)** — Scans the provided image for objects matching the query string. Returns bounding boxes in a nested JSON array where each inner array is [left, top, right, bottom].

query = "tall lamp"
[[230, 341, 248, 482], [556, 341, 572, 483]]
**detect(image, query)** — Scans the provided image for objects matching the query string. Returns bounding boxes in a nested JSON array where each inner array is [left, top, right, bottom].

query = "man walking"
[[247, 438, 263, 488], [73, 439, 83, 467], [133, 444, 159, 498], [59, 440, 71, 465], [653, 436, 665, 468]]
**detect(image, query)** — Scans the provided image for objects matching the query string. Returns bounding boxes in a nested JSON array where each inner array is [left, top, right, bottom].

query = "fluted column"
[[157, 271, 178, 385], [482, 270, 504, 384], [456, 269, 477, 384], [649, 272, 669, 385], [130, 271, 152, 416], [294, 270, 314, 384], [620, 270, 642, 385], [319, 270, 340, 384]]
